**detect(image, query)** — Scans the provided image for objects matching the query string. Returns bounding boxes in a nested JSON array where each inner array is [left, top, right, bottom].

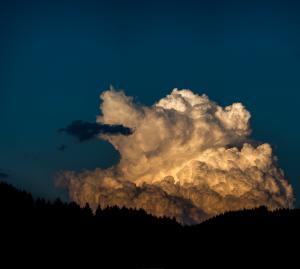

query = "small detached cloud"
[[57, 144, 68, 152], [0, 171, 9, 180], [59, 120, 133, 142]]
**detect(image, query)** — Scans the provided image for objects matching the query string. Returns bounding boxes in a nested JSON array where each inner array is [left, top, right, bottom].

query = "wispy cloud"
[[59, 120, 133, 142]]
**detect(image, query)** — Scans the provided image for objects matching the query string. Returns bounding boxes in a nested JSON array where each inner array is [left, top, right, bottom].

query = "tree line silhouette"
[[1, 181, 299, 267]]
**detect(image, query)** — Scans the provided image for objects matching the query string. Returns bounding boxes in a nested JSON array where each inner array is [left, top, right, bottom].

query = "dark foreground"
[[0, 182, 299, 268]]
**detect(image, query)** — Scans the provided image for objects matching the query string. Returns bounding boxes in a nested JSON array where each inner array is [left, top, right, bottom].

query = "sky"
[[0, 0, 299, 206]]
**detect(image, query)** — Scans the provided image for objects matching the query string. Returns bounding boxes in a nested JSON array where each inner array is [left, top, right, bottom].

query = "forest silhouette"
[[1, 181, 299, 267]]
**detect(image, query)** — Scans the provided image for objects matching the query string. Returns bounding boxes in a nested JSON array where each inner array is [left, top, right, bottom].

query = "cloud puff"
[[59, 120, 133, 142], [57, 88, 294, 224]]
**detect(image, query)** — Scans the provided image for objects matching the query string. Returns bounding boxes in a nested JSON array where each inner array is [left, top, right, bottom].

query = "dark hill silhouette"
[[0, 181, 299, 267]]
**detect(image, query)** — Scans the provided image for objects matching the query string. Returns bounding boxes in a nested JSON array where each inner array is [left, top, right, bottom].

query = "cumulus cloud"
[[59, 120, 133, 142], [57, 88, 294, 224]]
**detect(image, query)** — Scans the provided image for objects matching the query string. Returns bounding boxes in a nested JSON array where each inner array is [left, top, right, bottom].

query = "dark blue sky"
[[1, 0, 299, 205]]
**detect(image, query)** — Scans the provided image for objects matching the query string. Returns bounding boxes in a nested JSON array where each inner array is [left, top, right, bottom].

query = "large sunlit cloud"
[[57, 88, 294, 224]]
